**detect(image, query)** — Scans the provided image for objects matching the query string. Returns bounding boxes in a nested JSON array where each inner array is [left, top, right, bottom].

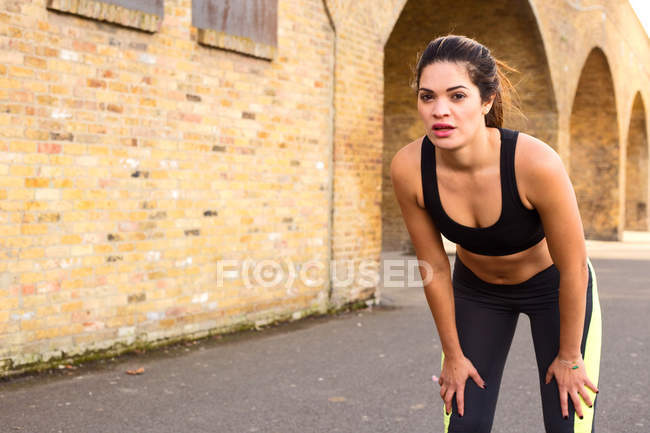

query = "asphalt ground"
[[0, 243, 648, 433]]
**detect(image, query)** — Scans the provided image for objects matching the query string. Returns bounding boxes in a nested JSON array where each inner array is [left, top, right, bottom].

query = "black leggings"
[[441, 254, 602, 433]]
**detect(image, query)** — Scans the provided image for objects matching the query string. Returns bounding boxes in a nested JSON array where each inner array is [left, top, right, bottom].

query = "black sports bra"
[[420, 127, 545, 256]]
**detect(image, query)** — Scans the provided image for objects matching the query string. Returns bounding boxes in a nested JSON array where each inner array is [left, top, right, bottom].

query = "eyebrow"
[[418, 85, 468, 93]]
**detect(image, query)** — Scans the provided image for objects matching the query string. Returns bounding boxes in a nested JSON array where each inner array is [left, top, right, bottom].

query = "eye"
[[452, 93, 466, 100], [419, 94, 432, 101]]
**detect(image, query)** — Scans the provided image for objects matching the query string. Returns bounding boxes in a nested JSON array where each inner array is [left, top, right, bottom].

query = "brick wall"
[[625, 93, 648, 230], [569, 48, 619, 240], [0, 0, 335, 375]]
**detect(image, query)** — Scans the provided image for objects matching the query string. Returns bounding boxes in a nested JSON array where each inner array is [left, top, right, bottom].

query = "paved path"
[[1, 240, 648, 433]]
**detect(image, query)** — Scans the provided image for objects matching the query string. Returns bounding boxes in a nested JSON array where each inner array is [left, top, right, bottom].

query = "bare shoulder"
[[390, 136, 424, 195], [515, 132, 562, 168], [515, 131, 570, 203]]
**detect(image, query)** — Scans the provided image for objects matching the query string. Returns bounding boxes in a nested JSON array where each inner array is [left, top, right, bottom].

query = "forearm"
[[557, 266, 589, 360], [423, 272, 464, 360]]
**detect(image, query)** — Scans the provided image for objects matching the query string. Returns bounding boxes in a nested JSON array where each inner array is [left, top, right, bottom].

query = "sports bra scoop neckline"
[[429, 128, 505, 231], [420, 126, 546, 256]]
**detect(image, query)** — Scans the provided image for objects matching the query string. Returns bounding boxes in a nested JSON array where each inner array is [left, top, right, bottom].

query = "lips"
[[432, 123, 455, 130]]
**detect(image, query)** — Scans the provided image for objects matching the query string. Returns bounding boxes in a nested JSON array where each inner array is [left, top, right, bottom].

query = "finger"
[[545, 368, 552, 385], [559, 388, 569, 419], [444, 388, 454, 415], [440, 384, 446, 400], [469, 369, 486, 389], [438, 376, 444, 386], [571, 390, 584, 419], [578, 386, 593, 408], [584, 377, 599, 394], [456, 386, 465, 417]]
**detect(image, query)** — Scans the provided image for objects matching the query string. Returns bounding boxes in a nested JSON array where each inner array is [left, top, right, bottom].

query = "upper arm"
[[519, 134, 587, 274], [390, 145, 450, 280]]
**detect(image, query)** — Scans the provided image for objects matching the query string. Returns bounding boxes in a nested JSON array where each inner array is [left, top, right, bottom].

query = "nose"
[[431, 99, 450, 118]]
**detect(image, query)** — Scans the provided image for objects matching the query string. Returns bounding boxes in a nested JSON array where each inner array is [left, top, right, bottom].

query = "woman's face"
[[417, 61, 492, 147]]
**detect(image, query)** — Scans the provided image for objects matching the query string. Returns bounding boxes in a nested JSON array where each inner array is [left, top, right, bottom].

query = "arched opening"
[[381, 0, 557, 253], [569, 48, 620, 240], [625, 93, 649, 231]]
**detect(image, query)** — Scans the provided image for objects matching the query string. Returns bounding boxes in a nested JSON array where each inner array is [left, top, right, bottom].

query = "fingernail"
[[459, 414, 463, 418], [563, 415, 568, 420], [588, 405, 592, 408], [596, 390, 599, 394], [446, 412, 449, 416], [579, 416, 583, 420]]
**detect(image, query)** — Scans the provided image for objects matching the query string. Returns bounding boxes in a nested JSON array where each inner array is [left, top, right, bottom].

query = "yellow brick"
[[71, 244, 93, 256], [1, 298, 19, 310], [19, 248, 44, 260], [50, 154, 75, 165], [25, 178, 50, 188], [9, 165, 35, 177], [21, 319, 44, 332], [34, 189, 60, 201], [45, 314, 68, 327], [87, 146, 110, 156], [61, 234, 82, 244], [7, 189, 33, 201], [34, 327, 58, 340], [74, 200, 95, 210], [36, 305, 58, 317], [22, 293, 47, 307], [68, 267, 93, 279], [21, 223, 48, 235], [64, 142, 87, 155], [23, 80, 48, 93], [51, 178, 74, 188], [8, 66, 33, 78], [9, 140, 35, 153], [23, 153, 49, 165], [117, 243, 136, 252], [62, 189, 84, 200], [61, 301, 83, 313], [24, 129, 49, 140], [0, 77, 21, 89]]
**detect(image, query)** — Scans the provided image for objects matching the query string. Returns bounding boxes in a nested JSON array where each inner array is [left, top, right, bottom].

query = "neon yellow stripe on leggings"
[[574, 258, 602, 433], [441, 350, 451, 432]]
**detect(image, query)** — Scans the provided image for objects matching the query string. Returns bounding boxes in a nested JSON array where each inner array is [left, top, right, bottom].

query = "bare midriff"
[[455, 236, 555, 285]]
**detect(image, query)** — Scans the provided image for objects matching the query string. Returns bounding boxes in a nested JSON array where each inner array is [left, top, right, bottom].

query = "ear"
[[482, 93, 496, 114]]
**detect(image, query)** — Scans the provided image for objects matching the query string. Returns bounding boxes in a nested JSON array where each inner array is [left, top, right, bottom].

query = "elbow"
[[421, 266, 451, 291]]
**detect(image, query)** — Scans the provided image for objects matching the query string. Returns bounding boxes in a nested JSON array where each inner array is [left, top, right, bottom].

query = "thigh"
[[527, 258, 602, 433], [442, 292, 519, 433]]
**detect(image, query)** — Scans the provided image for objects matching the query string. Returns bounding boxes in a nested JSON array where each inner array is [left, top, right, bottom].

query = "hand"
[[545, 355, 599, 419], [438, 355, 486, 417]]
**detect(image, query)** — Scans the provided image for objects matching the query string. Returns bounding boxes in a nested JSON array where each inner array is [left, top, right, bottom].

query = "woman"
[[390, 35, 602, 433]]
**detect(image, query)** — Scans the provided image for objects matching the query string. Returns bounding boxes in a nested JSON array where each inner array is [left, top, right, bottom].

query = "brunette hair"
[[411, 35, 521, 128]]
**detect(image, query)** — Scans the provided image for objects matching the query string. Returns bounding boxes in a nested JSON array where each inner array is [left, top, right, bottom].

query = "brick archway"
[[625, 93, 649, 231], [569, 48, 619, 240], [381, 0, 557, 253]]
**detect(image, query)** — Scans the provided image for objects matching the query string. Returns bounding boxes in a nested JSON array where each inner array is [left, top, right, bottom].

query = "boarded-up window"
[[47, 0, 164, 33], [192, 0, 278, 60]]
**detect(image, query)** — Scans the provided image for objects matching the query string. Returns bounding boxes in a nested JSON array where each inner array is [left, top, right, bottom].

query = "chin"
[[429, 131, 463, 147]]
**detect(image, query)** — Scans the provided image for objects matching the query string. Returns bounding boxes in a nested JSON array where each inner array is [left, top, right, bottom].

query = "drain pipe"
[[322, 0, 336, 310]]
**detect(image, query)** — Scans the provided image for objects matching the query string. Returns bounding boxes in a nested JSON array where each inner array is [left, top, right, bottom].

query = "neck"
[[435, 125, 495, 172]]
